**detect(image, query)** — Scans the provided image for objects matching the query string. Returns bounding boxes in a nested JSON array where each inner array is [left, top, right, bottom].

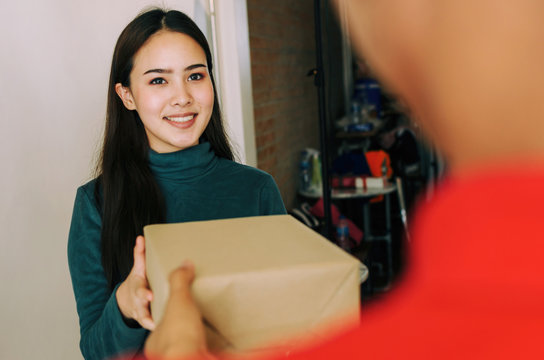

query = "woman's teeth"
[[165, 115, 194, 123]]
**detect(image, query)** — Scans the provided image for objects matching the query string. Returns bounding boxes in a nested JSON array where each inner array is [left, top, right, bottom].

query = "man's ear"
[[115, 83, 136, 110]]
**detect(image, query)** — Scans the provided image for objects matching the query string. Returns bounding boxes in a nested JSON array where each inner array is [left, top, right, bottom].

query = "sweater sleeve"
[[67, 184, 148, 360], [259, 175, 287, 215]]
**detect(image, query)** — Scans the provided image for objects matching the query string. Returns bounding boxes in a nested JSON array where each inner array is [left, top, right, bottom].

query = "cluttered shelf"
[[291, 63, 437, 297]]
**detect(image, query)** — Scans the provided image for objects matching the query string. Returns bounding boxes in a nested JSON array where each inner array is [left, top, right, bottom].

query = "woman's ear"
[[115, 83, 136, 110]]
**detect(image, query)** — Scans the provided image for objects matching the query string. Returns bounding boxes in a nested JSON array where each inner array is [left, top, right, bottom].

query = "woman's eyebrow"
[[143, 68, 173, 75], [143, 64, 207, 76], [185, 63, 207, 71]]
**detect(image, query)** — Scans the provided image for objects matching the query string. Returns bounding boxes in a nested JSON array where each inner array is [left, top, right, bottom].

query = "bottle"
[[310, 152, 322, 192], [350, 100, 362, 125], [299, 160, 311, 192], [336, 215, 351, 252], [381, 158, 388, 178]]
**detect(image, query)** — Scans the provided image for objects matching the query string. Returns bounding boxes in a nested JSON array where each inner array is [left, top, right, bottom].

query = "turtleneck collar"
[[148, 142, 218, 182]]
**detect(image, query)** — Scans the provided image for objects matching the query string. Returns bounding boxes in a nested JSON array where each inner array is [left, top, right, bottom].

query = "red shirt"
[[130, 163, 544, 359]]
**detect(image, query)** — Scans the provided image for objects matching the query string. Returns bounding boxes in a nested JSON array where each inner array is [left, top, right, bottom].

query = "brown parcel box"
[[144, 214, 361, 353]]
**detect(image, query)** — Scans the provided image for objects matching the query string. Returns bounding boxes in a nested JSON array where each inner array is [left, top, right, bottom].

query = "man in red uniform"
[[144, 0, 544, 358]]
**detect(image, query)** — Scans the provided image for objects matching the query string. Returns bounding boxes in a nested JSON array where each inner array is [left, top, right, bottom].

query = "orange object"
[[365, 150, 392, 177], [365, 150, 392, 202]]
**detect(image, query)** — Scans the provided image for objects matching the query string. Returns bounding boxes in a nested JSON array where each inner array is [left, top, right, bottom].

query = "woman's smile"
[[164, 113, 197, 129]]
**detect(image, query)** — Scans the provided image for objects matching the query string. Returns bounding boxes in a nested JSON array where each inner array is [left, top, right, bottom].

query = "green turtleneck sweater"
[[67, 143, 286, 360]]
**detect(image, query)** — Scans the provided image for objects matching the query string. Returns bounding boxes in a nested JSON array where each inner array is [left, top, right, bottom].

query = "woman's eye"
[[150, 78, 166, 85], [188, 73, 204, 81]]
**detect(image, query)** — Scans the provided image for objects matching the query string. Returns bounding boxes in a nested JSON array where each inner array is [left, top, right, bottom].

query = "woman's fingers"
[[136, 285, 154, 302], [116, 236, 155, 328], [127, 285, 154, 329], [139, 309, 156, 331], [132, 297, 155, 330]]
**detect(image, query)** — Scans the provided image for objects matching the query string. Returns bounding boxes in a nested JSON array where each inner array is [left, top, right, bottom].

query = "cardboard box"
[[144, 215, 362, 353]]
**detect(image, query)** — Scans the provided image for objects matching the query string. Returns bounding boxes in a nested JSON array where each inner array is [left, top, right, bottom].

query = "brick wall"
[[247, 0, 320, 210]]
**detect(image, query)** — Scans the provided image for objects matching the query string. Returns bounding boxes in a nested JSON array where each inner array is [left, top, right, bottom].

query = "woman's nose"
[[170, 83, 193, 107]]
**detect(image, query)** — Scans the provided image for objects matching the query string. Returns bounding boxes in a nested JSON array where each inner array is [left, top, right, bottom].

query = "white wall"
[[212, 0, 257, 165], [0, 0, 253, 358]]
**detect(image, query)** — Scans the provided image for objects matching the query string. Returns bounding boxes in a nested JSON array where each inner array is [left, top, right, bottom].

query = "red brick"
[[257, 144, 277, 159], [255, 131, 276, 149], [248, 0, 319, 210], [257, 157, 277, 174], [254, 117, 275, 134]]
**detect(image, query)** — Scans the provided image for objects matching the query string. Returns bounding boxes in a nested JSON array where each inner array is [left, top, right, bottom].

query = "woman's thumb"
[[132, 235, 146, 274]]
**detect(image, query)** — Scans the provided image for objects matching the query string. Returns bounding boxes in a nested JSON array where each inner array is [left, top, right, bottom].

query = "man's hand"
[[144, 261, 215, 359]]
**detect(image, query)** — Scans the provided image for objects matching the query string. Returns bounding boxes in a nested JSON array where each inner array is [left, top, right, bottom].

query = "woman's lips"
[[164, 114, 197, 129]]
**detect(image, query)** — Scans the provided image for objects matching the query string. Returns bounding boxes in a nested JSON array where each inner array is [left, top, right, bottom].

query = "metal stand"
[[363, 193, 394, 291], [312, 0, 333, 239]]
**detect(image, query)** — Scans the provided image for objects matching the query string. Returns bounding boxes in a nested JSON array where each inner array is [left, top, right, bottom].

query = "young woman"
[[67, 8, 285, 360]]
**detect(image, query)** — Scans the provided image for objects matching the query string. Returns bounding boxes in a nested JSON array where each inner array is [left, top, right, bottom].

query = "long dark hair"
[[96, 8, 234, 289]]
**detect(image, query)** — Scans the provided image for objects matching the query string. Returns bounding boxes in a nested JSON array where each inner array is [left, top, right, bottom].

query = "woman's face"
[[116, 30, 214, 153]]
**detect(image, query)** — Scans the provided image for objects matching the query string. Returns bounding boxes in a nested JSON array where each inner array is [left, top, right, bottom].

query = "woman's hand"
[[144, 261, 214, 359], [116, 235, 156, 330]]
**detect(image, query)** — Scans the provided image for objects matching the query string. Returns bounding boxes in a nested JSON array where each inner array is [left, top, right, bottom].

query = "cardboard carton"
[[144, 215, 362, 353]]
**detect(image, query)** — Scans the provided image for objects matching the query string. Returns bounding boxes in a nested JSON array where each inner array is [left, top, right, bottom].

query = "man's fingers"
[[169, 260, 195, 292], [144, 261, 210, 359]]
